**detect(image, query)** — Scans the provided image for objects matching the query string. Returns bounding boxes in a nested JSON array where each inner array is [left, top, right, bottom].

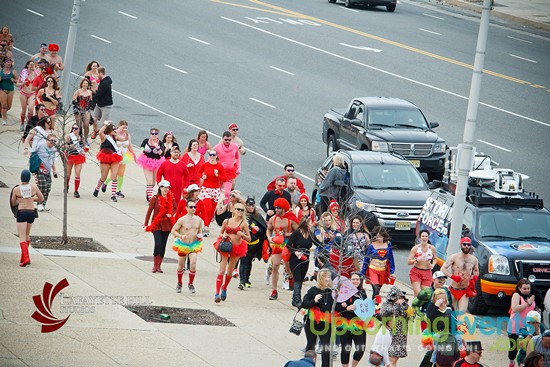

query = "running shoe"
[[90, 129, 99, 139], [269, 290, 278, 300], [74, 191, 80, 198], [20, 123, 24, 131], [221, 289, 227, 301], [37, 204, 44, 212], [101, 183, 107, 193], [2, 120, 7, 126], [110, 196, 117, 202], [115, 191, 125, 198], [93, 189, 99, 197], [176, 283, 182, 293], [214, 293, 221, 303], [245, 282, 252, 288], [238, 283, 244, 290], [188, 284, 195, 294]]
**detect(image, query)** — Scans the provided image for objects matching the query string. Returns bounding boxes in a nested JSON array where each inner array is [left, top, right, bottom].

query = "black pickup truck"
[[322, 97, 447, 180]]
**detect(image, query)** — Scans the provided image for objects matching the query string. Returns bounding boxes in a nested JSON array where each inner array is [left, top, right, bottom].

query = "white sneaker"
[[43, 205, 50, 212], [265, 263, 272, 285], [37, 204, 44, 212], [2, 120, 6, 126]]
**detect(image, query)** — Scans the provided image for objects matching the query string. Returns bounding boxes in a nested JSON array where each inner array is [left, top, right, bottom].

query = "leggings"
[[152, 230, 170, 257], [239, 244, 257, 284], [289, 255, 309, 282], [508, 333, 519, 361], [340, 329, 366, 364], [305, 319, 332, 367]]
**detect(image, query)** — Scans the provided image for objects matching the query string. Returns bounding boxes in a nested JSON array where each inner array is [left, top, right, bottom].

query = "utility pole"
[[447, 0, 494, 255], [60, 0, 82, 109]]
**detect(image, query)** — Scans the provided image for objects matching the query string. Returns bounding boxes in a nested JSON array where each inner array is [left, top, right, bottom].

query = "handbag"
[[288, 309, 305, 336], [218, 239, 233, 253], [29, 152, 41, 173]]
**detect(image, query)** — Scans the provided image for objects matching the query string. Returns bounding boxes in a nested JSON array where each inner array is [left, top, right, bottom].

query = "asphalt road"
[[5, 0, 550, 280]]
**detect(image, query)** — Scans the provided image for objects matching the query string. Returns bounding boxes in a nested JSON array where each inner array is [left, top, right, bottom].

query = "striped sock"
[[95, 179, 104, 190], [111, 180, 117, 196], [146, 185, 153, 200]]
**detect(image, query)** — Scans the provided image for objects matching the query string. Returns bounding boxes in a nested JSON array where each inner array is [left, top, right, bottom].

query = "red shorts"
[[45, 108, 56, 116], [368, 267, 389, 285], [449, 286, 468, 301], [409, 266, 433, 287]]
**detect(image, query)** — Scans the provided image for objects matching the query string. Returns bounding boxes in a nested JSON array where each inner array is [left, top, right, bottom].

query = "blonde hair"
[[333, 153, 345, 168], [431, 288, 448, 303], [317, 269, 332, 290]]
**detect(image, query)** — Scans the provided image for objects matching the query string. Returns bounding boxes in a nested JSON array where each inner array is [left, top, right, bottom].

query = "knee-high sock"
[[111, 180, 117, 196], [222, 274, 232, 290], [177, 269, 184, 284], [146, 185, 153, 199], [74, 177, 81, 192], [215, 274, 223, 294], [20, 113, 25, 123], [117, 176, 124, 191], [104, 176, 111, 185], [188, 271, 196, 285], [95, 179, 104, 190]]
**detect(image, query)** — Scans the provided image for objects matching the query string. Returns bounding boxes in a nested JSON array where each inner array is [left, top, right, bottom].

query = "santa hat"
[[228, 123, 238, 130], [273, 198, 290, 212], [329, 200, 340, 211], [48, 43, 59, 52], [299, 193, 309, 202]]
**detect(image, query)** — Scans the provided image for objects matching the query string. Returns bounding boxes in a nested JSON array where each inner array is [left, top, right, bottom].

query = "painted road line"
[[340, 43, 382, 52], [419, 28, 442, 36], [340, 6, 359, 13], [509, 54, 537, 63], [507, 36, 532, 44], [118, 11, 137, 19], [90, 35, 112, 44], [477, 139, 512, 152], [270, 66, 294, 75], [189, 37, 211, 45], [13, 47, 32, 57], [164, 64, 188, 74], [0, 247, 139, 260], [422, 13, 444, 20], [26, 8, 44, 17], [221, 16, 550, 129], [250, 97, 276, 108]]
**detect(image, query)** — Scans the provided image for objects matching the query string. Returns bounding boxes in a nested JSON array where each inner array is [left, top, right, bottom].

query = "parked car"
[[328, 0, 397, 12], [312, 150, 431, 242], [322, 97, 446, 181]]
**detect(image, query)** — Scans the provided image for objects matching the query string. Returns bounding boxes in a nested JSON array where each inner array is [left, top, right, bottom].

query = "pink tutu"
[[136, 154, 164, 171]]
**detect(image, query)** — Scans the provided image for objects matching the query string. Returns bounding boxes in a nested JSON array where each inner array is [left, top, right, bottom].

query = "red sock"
[[188, 271, 196, 285], [20, 114, 25, 123], [215, 274, 223, 294], [74, 177, 80, 192], [111, 180, 117, 196], [177, 269, 184, 284], [222, 274, 232, 291]]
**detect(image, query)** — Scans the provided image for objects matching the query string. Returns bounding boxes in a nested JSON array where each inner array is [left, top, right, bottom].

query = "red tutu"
[[225, 167, 238, 180], [96, 149, 122, 164], [213, 238, 247, 258], [67, 154, 86, 165]]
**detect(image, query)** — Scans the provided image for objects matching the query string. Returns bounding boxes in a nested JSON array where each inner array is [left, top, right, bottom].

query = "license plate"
[[395, 222, 410, 231], [409, 160, 420, 168]]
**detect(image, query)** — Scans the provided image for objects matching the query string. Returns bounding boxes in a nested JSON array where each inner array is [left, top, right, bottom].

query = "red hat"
[[299, 193, 309, 202], [228, 123, 238, 130], [273, 198, 290, 212], [329, 200, 340, 211], [460, 237, 472, 244], [48, 43, 59, 52]]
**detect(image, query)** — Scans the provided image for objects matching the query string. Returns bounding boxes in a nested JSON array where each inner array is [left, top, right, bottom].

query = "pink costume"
[[214, 142, 240, 202]]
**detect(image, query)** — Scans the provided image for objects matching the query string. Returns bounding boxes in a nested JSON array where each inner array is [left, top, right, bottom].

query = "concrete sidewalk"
[[1, 97, 511, 366]]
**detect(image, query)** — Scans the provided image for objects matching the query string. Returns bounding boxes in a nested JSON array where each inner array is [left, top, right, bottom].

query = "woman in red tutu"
[[93, 121, 122, 202], [213, 201, 250, 303], [136, 127, 165, 202], [64, 124, 86, 198]]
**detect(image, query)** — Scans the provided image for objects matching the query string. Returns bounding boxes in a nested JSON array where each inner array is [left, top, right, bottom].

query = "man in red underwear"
[[441, 237, 479, 314]]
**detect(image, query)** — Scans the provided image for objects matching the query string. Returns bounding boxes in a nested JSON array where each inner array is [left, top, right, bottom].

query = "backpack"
[[29, 152, 41, 173], [435, 334, 460, 367]]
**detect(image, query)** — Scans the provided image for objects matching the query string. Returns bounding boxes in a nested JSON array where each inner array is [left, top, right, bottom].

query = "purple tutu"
[[136, 154, 164, 171]]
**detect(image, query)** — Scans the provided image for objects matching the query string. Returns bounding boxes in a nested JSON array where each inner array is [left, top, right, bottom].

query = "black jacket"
[[259, 189, 291, 221], [94, 76, 113, 107], [302, 286, 334, 313]]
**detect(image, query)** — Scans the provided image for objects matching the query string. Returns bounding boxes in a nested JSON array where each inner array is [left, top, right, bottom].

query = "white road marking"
[[164, 64, 188, 74], [221, 17, 550, 129], [422, 13, 444, 20], [13, 47, 32, 56], [250, 97, 276, 109], [189, 37, 211, 45], [340, 43, 382, 52], [477, 139, 512, 152], [90, 35, 112, 44], [270, 66, 294, 75], [118, 11, 137, 19], [419, 28, 442, 36], [340, 6, 359, 12], [507, 36, 532, 44], [26, 8, 44, 17], [509, 54, 537, 63]]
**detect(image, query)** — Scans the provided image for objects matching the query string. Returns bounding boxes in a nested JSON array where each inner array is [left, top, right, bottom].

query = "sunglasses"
[[209, 153, 217, 156], [188, 205, 196, 209], [462, 243, 472, 247], [224, 139, 231, 142], [235, 208, 245, 212], [231, 128, 238, 131], [286, 169, 295, 172], [49, 139, 58, 143], [72, 126, 79, 130], [150, 132, 159, 135]]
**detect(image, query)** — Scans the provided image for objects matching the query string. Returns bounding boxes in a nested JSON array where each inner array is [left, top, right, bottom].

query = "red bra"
[[225, 220, 244, 234]]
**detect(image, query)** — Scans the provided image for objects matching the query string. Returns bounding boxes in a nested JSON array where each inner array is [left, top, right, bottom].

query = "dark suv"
[[312, 150, 431, 242], [328, 0, 397, 12]]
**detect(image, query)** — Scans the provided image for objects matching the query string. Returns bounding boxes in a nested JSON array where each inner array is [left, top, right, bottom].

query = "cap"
[[432, 271, 447, 280], [228, 123, 238, 130], [48, 43, 59, 52], [526, 310, 541, 323], [299, 193, 309, 202], [466, 341, 483, 352], [329, 200, 340, 211], [246, 197, 255, 206], [460, 237, 472, 244], [40, 43, 47, 48], [273, 198, 290, 211], [185, 184, 200, 192], [158, 180, 171, 188], [543, 330, 550, 338], [21, 169, 31, 183]]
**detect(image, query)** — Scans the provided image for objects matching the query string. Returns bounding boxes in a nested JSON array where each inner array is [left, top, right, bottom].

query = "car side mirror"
[[342, 119, 351, 127], [429, 122, 440, 129]]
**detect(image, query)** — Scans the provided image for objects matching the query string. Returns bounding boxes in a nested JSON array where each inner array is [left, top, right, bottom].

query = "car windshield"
[[351, 163, 428, 190], [477, 211, 550, 241], [368, 108, 428, 129]]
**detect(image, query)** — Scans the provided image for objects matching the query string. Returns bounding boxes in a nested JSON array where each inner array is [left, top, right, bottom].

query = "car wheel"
[[327, 135, 338, 156], [467, 278, 489, 315], [328, 0, 336, 3], [386, 4, 396, 12], [345, 0, 353, 8]]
